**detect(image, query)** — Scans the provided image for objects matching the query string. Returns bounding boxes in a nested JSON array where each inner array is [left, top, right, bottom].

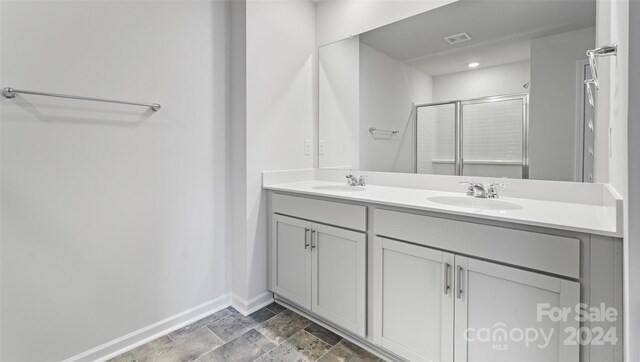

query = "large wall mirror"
[[318, 0, 597, 182]]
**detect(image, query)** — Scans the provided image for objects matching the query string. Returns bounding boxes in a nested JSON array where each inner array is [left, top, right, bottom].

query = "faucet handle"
[[346, 174, 358, 186], [357, 175, 367, 186], [459, 181, 479, 196], [487, 182, 506, 199]]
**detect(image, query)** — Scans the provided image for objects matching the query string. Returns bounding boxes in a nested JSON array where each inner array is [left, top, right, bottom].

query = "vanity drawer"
[[375, 209, 580, 279], [272, 193, 366, 231]]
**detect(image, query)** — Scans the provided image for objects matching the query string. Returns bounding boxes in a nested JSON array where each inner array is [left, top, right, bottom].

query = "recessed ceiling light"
[[468, 62, 480, 68]]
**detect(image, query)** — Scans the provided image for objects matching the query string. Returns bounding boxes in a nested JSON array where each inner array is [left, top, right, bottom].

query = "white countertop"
[[264, 180, 621, 237]]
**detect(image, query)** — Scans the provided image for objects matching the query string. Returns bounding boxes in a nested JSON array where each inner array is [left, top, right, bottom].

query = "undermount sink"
[[428, 196, 523, 211], [311, 185, 367, 192]]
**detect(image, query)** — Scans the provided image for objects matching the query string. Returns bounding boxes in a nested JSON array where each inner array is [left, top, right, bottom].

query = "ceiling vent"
[[444, 32, 471, 45]]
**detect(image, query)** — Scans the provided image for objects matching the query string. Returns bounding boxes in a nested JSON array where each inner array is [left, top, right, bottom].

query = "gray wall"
[[240, 0, 316, 306], [359, 43, 432, 173], [529, 27, 595, 182], [318, 36, 360, 169], [627, 1, 639, 361], [0, 1, 231, 360]]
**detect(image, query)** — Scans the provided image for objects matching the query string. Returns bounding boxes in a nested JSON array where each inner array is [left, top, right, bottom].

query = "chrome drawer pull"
[[444, 262, 451, 295], [304, 228, 310, 249], [457, 265, 464, 299]]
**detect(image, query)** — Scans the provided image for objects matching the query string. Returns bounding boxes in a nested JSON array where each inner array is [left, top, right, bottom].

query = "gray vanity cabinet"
[[454, 256, 580, 362], [373, 237, 455, 361], [271, 211, 367, 336], [271, 214, 312, 309], [373, 235, 580, 362], [268, 194, 611, 362], [312, 223, 366, 336]]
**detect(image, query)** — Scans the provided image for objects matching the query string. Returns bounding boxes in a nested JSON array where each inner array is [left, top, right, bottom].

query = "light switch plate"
[[319, 140, 325, 155], [304, 140, 312, 155]]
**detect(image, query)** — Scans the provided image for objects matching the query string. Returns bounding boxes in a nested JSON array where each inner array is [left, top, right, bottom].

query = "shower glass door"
[[414, 94, 528, 178], [415, 102, 457, 175], [461, 96, 528, 179]]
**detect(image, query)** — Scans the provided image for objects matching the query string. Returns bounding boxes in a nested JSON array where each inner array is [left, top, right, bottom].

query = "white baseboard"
[[63, 293, 232, 362], [231, 291, 274, 316]]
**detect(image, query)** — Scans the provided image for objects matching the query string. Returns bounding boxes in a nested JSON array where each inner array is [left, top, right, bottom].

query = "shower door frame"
[[414, 93, 529, 179], [413, 100, 460, 176]]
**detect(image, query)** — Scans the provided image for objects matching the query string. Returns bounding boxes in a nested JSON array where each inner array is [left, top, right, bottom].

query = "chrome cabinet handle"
[[457, 265, 464, 299], [310, 229, 316, 250], [304, 228, 310, 249], [444, 263, 451, 295]]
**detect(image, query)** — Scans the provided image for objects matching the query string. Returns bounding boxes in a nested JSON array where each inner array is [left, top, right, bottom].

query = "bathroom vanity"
[[263, 170, 623, 362], [299, 0, 625, 360]]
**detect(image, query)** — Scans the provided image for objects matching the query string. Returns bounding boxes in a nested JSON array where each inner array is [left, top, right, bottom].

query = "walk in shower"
[[415, 93, 529, 179]]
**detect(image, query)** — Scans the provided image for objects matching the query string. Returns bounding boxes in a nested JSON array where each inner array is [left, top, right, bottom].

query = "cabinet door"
[[311, 223, 366, 336], [373, 237, 455, 361], [454, 256, 580, 362], [271, 214, 312, 309]]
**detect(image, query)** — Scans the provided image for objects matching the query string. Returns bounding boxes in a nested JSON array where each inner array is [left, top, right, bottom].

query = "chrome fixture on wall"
[[368, 127, 399, 135], [1, 87, 162, 112], [584, 44, 618, 108]]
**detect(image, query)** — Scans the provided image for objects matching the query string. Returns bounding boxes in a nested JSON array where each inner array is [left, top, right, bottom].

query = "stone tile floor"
[[108, 303, 384, 362]]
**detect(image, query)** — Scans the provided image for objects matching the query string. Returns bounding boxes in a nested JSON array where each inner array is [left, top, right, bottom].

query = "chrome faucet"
[[346, 174, 367, 186], [460, 182, 505, 199], [460, 182, 486, 198]]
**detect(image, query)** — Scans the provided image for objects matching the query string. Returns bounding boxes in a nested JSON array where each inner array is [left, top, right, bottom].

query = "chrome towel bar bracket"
[[1, 87, 161, 112]]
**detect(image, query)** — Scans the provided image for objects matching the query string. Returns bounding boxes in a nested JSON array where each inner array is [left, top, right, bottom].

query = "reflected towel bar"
[[1, 87, 162, 112], [369, 127, 399, 135]]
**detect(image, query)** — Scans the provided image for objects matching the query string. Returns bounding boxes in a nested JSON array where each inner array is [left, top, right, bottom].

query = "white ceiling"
[[359, 0, 596, 76]]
